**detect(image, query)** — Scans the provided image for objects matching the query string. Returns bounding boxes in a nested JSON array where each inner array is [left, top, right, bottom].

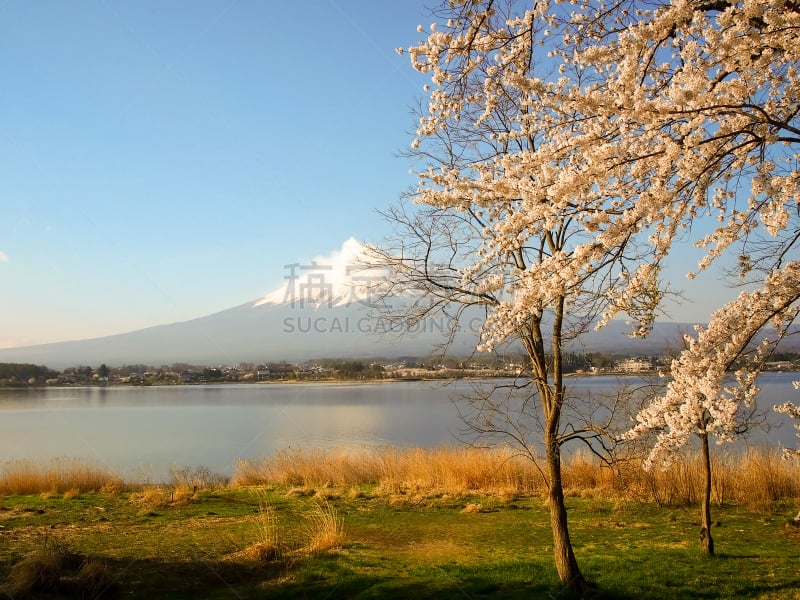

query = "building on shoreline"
[[615, 358, 654, 373]]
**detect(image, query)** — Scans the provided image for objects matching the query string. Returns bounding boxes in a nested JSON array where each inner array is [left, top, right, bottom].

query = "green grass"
[[0, 488, 798, 599]]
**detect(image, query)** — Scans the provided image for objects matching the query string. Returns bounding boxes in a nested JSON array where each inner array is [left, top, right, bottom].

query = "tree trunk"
[[699, 433, 715, 555], [546, 435, 591, 596]]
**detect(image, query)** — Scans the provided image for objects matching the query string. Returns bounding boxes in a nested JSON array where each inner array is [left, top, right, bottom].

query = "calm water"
[[0, 375, 797, 481]]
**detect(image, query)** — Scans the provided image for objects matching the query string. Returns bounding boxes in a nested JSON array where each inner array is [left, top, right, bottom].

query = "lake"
[[1, 374, 797, 481]]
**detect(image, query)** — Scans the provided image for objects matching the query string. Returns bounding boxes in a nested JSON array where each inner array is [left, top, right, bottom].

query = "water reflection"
[[0, 376, 796, 480]]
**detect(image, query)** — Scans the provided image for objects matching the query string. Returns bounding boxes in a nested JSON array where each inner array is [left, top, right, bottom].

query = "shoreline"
[[6, 367, 799, 389]]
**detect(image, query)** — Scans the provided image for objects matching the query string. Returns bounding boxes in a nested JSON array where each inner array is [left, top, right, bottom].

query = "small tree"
[[774, 395, 800, 524], [624, 285, 785, 553], [775, 387, 800, 460]]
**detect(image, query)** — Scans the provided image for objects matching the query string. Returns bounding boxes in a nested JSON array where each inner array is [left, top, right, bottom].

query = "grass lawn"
[[0, 487, 798, 599]]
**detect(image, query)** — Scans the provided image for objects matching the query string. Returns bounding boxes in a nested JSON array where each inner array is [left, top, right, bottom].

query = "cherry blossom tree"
[[386, 0, 798, 592], [595, 0, 800, 555], [775, 387, 800, 460], [772, 399, 800, 522], [624, 277, 791, 554]]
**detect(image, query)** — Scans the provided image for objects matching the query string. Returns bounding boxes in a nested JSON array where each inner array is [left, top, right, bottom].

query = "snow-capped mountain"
[[0, 239, 476, 367], [253, 237, 383, 308], [0, 238, 710, 368]]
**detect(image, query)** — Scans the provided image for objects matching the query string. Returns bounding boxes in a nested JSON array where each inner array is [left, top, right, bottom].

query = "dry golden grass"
[[170, 485, 198, 505], [313, 487, 340, 501], [128, 487, 170, 511], [169, 465, 228, 489], [233, 446, 537, 496], [285, 486, 316, 498], [231, 446, 800, 507], [301, 502, 344, 554], [232, 448, 385, 487], [233, 494, 282, 562], [100, 478, 123, 497], [228, 495, 345, 562], [347, 486, 367, 500], [373, 446, 537, 497], [126, 483, 204, 511], [727, 449, 800, 509], [2, 447, 797, 509], [233, 541, 280, 562], [0, 458, 120, 495], [613, 449, 800, 509]]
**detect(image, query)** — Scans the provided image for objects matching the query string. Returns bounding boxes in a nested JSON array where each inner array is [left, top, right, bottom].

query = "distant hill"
[[0, 238, 717, 368]]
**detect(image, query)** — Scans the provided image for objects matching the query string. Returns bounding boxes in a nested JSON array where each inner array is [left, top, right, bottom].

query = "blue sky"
[[0, 0, 432, 347], [0, 1, 730, 350]]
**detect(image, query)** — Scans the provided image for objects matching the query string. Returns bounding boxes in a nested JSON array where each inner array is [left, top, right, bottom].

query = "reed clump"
[[229, 494, 344, 563], [0, 458, 122, 496], [232, 448, 385, 487], [231, 446, 800, 507], [2, 537, 115, 599], [300, 501, 345, 554], [128, 486, 171, 511], [233, 446, 538, 496], [169, 465, 228, 490], [128, 482, 209, 510], [232, 494, 282, 562], [4, 546, 63, 596]]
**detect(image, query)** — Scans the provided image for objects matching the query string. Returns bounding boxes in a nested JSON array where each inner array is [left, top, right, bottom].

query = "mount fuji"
[[0, 239, 480, 368], [0, 239, 699, 368]]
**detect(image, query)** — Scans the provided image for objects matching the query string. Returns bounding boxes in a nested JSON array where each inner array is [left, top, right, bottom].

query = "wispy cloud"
[[0, 251, 9, 262]]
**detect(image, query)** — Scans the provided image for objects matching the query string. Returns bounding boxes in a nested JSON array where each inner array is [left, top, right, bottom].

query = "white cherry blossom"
[[392, 0, 799, 583]]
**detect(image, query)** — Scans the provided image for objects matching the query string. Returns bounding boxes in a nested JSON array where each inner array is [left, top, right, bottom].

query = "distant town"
[[2, 351, 799, 387]]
